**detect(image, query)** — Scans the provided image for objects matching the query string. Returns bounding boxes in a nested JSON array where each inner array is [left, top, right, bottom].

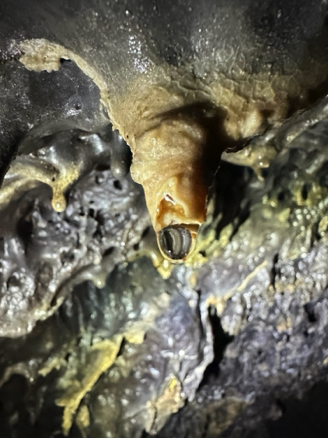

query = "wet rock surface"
[[1, 1, 328, 437], [0, 116, 328, 437], [154, 120, 328, 437]]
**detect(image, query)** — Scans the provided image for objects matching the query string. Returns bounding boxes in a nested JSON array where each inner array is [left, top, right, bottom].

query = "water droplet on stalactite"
[[51, 191, 67, 212], [158, 225, 192, 260]]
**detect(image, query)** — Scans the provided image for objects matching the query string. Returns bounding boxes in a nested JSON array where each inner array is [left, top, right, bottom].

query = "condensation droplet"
[[158, 225, 192, 260], [51, 192, 66, 212]]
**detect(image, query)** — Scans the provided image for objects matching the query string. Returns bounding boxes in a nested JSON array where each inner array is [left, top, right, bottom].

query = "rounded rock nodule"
[[158, 225, 192, 261]]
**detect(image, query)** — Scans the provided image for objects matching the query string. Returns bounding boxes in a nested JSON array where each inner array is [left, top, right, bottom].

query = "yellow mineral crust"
[[145, 375, 184, 433], [51, 292, 170, 435], [19, 39, 110, 112], [131, 118, 209, 256], [8, 156, 80, 212], [56, 336, 123, 436], [18, 38, 328, 262]]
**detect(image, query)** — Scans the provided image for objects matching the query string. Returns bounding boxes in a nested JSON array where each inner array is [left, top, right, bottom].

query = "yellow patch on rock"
[[56, 336, 123, 435], [19, 38, 110, 112], [146, 375, 184, 434]]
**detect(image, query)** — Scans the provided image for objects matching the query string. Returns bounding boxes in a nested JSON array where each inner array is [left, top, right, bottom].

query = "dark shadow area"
[[0, 373, 66, 438], [266, 382, 328, 438], [245, 381, 328, 438], [207, 160, 252, 244], [198, 305, 234, 388]]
